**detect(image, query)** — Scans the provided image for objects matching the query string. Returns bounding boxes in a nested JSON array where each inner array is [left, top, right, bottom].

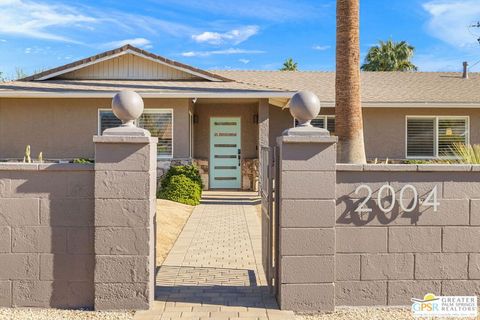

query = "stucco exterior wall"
[[0, 98, 191, 160], [273, 106, 480, 160], [2, 97, 480, 163], [362, 107, 480, 160], [193, 100, 259, 159], [269, 105, 293, 147]]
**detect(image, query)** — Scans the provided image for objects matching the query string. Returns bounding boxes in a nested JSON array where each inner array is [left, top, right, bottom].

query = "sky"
[[1, 0, 480, 79]]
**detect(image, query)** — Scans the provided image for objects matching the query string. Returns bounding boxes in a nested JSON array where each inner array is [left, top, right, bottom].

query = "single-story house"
[[0, 44, 479, 190]]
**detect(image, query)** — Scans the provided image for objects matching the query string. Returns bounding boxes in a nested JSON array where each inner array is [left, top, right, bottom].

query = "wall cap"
[[93, 135, 158, 144], [0, 162, 94, 171], [278, 135, 338, 144], [336, 163, 479, 172]]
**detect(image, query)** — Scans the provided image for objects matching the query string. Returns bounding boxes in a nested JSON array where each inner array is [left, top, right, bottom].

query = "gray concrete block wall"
[[0, 164, 95, 308], [0, 135, 157, 311], [335, 165, 480, 306], [277, 142, 480, 311]]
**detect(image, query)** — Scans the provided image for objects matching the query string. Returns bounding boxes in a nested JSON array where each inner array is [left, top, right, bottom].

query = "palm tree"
[[361, 40, 417, 71], [280, 58, 298, 71], [335, 0, 366, 164]]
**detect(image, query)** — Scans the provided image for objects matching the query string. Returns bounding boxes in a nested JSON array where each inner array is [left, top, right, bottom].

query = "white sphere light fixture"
[[112, 90, 144, 127], [289, 90, 321, 127]]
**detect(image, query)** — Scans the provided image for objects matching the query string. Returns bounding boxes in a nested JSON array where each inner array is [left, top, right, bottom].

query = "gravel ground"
[[296, 307, 480, 320], [296, 307, 411, 320], [0, 308, 134, 320]]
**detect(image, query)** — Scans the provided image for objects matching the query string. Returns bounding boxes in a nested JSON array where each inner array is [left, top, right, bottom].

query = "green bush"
[[73, 158, 94, 164], [158, 174, 201, 206], [160, 165, 203, 190]]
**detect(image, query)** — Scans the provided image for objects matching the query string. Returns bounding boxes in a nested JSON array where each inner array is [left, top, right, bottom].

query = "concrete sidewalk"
[[135, 192, 294, 320]]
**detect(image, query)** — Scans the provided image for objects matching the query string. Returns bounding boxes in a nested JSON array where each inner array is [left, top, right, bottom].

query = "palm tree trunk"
[[335, 0, 366, 163]]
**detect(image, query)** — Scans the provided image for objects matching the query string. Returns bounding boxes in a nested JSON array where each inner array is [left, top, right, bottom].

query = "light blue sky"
[[1, 0, 480, 79]]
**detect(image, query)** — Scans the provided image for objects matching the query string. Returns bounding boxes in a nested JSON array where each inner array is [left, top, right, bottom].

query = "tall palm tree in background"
[[361, 40, 417, 71], [280, 58, 298, 71], [335, 0, 366, 163]]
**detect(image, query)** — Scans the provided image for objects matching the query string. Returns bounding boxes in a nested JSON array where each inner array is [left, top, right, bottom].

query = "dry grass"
[[156, 199, 194, 266]]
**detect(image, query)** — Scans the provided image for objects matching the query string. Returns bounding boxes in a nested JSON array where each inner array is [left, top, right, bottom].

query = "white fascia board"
[[36, 49, 222, 82], [36, 51, 129, 81], [0, 90, 295, 99], [362, 102, 480, 108], [288, 101, 480, 108]]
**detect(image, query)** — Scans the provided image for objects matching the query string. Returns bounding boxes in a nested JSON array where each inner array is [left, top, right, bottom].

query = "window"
[[406, 116, 469, 158], [98, 109, 173, 158], [295, 115, 335, 134], [99, 110, 122, 134]]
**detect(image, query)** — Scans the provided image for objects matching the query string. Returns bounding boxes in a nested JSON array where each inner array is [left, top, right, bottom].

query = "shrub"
[[158, 174, 201, 206], [403, 159, 433, 164], [160, 165, 203, 190], [73, 158, 94, 164], [439, 143, 480, 164]]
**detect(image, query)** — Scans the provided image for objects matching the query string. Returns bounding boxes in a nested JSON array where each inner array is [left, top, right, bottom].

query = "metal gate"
[[260, 146, 279, 295]]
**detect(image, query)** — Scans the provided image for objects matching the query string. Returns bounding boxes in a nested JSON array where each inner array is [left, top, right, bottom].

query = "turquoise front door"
[[210, 117, 241, 189]]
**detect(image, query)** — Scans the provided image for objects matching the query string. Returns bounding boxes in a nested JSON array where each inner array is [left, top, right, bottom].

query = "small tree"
[[280, 58, 298, 71]]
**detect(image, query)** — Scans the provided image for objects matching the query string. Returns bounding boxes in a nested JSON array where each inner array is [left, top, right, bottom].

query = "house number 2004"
[[355, 184, 439, 214]]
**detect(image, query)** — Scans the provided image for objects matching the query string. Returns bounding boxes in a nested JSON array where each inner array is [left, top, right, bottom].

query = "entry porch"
[[157, 98, 294, 191]]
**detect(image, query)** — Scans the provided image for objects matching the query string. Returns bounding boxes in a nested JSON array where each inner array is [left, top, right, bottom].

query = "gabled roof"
[[20, 45, 231, 82]]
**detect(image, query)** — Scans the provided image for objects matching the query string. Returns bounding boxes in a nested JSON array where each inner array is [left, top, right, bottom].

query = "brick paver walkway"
[[134, 192, 294, 320]]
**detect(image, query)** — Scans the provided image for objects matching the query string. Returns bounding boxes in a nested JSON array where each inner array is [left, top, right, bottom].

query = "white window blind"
[[99, 111, 122, 134], [295, 115, 335, 134], [438, 118, 468, 156], [407, 118, 435, 157], [406, 116, 468, 158], [99, 109, 173, 158], [138, 110, 173, 158]]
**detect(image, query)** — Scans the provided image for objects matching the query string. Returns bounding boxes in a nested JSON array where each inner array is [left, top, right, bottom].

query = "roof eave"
[[0, 90, 294, 99]]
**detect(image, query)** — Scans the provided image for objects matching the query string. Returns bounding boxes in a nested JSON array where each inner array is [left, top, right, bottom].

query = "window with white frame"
[[98, 109, 173, 158], [295, 115, 335, 134], [406, 116, 469, 158]]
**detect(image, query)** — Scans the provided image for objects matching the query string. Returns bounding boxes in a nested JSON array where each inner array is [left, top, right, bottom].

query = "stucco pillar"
[[93, 91, 157, 310], [276, 134, 337, 311], [93, 135, 157, 310], [259, 99, 270, 149], [276, 91, 337, 311]]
